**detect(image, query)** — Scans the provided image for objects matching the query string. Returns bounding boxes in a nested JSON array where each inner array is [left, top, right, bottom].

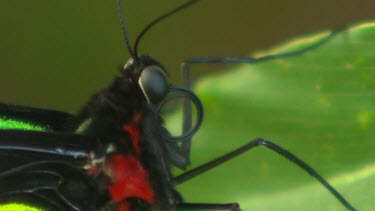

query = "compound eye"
[[138, 65, 169, 104]]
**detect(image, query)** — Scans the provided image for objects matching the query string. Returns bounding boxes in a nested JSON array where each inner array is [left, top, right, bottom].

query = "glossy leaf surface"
[[174, 21, 375, 211]]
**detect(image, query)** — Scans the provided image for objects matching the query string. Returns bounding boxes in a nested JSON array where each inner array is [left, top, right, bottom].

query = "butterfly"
[[0, 0, 357, 210]]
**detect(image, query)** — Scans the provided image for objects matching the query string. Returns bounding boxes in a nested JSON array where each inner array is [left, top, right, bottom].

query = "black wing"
[[0, 130, 106, 211], [0, 103, 77, 132]]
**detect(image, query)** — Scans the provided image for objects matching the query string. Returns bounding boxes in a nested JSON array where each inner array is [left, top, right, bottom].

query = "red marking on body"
[[123, 123, 141, 156], [122, 110, 143, 156], [105, 154, 155, 205]]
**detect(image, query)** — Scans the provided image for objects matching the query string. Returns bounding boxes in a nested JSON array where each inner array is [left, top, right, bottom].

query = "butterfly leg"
[[179, 55, 303, 170], [177, 56, 291, 174], [179, 27, 345, 148], [172, 138, 357, 211]]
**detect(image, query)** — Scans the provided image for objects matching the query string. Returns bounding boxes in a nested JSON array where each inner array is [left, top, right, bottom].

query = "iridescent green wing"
[[0, 203, 42, 211], [0, 103, 75, 132]]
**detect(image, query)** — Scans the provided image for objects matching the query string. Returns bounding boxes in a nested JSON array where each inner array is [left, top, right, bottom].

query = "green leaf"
[[174, 21, 375, 210]]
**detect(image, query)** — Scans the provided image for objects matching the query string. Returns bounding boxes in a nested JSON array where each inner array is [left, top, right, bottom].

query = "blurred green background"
[[1, 0, 375, 210], [0, 0, 374, 112]]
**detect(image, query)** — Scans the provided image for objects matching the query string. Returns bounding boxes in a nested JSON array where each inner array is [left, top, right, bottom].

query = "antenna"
[[117, 0, 136, 59], [133, 0, 199, 58]]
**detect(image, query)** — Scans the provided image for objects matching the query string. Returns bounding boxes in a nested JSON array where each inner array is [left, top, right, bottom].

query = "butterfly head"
[[120, 55, 169, 105]]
